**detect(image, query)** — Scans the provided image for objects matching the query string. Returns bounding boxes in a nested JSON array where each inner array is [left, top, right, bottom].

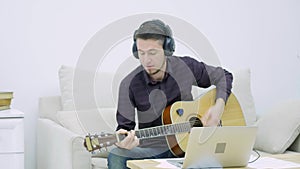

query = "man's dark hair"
[[135, 33, 165, 44]]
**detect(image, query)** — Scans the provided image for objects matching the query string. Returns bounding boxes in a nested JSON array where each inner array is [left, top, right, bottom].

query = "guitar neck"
[[118, 121, 192, 141]]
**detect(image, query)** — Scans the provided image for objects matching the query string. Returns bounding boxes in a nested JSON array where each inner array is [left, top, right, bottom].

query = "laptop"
[[167, 126, 257, 168]]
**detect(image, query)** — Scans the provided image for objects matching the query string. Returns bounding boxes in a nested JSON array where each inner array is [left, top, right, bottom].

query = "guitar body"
[[163, 88, 245, 157]]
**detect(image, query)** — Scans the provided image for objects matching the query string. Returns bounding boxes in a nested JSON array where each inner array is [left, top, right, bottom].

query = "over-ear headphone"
[[132, 19, 175, 59]]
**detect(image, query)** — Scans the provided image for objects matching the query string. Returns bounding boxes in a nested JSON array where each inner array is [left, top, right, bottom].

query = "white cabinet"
[[0, 109, 24, 169]]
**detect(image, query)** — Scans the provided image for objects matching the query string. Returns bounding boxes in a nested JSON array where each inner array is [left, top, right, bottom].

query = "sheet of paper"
[[152, 158, 181, 169], [248, 156, 300, 168]]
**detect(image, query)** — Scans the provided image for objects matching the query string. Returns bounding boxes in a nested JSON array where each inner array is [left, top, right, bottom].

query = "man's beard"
[[148, 68, 161, 75], [147, 59, 166, 75]]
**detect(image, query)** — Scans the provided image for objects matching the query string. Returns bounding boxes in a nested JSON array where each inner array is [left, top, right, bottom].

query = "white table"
[[0, 109, 24, 169], [127, 153, 300, 169]]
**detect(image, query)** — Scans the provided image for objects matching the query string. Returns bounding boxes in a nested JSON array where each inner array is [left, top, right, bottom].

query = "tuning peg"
[[99, 147, 108, 152]]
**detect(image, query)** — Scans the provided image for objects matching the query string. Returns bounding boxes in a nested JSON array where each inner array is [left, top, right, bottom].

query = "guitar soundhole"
[[189, 117, 203, 127]]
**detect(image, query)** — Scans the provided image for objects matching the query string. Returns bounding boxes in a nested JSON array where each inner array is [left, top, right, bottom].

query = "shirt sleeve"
[[182, 57, 233, 102], [116, 78, 136, 131]]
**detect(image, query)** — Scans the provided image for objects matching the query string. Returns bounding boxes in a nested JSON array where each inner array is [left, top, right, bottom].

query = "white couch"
[[37, 65, 300, 169]]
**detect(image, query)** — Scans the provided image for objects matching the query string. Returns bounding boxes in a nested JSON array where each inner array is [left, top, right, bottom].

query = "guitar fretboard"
[[135, 121, 192, 139]]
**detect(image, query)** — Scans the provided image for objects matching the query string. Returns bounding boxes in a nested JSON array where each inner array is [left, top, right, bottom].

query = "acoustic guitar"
[[84, 88, 245, 157]]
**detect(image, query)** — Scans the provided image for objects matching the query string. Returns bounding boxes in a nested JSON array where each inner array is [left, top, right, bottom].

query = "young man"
[[107, 19, 233, 169]]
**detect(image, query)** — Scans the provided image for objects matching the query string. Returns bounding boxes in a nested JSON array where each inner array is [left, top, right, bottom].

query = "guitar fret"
[[176, 123, 180, 132], [182, 124, 186, 132], [142, 129, 146, 138], [169, 125, 173, 134], [166, 126, 169, 135], [173, 125, 176, 133], [179, 123, 183, 132], [136, 131, 140, 138], [182, 123, 187, 132], [187, 123, 191, 131], [141, 129, 144, 138], [182, 123, 186, 132], [162, 126, 166, 135], [166, 125, 171, 134], [158, 127, 161, 136], [180, 123, 184, 132], [175, 123, 179, 133], [160, 126, 163, 136], [161, 126, 165, 135], [154, 128, 159, 136]]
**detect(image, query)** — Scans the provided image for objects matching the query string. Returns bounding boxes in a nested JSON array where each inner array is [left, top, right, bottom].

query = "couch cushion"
[[231, 68, 256, 126], [58, 65, 124, 111], [58, 65, 75, 111], [254, 99, 300, 154], [56, 108, 117, 135]]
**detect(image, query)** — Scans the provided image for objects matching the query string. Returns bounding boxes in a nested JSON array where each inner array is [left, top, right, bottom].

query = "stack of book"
[[0, 92, 13, 111]]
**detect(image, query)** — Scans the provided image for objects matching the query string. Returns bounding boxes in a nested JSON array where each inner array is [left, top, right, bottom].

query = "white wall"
[[0, 0, 299, 169]]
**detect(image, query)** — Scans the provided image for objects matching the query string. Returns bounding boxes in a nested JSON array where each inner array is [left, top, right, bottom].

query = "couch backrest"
[[42, 63, 259, 141], [39, 96, 62, 123]]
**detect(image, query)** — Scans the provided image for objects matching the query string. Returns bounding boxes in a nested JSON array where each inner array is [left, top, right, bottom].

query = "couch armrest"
[[37, 118, 92, 169]]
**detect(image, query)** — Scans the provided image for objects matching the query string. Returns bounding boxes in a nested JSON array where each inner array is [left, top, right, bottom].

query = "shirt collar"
[[143, 56, 173, 85]]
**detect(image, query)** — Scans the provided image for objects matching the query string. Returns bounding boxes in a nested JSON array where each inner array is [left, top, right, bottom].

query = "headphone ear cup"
[[163, 37, 175, 56], [132, 41, 139, 59]]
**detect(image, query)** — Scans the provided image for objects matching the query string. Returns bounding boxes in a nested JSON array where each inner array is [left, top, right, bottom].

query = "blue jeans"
[[107, 147, 176, 169]]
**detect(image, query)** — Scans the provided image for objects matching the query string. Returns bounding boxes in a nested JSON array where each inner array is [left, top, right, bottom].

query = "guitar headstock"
[[84, 132, 117, 152]]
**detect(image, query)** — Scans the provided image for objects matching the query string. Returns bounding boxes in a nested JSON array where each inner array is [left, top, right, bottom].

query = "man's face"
[[136, 38, 165, 75]]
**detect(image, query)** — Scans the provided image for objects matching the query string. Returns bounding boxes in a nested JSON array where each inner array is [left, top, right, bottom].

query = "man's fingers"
[[115, 130, 139, 149], [117, 129, 128, 134]]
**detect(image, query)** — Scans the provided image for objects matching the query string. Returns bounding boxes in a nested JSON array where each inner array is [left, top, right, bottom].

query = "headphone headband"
[[133, 19, 172, 40]]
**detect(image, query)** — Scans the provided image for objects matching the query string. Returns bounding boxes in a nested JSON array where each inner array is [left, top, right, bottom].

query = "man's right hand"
[[115, 129, 139, 150]]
